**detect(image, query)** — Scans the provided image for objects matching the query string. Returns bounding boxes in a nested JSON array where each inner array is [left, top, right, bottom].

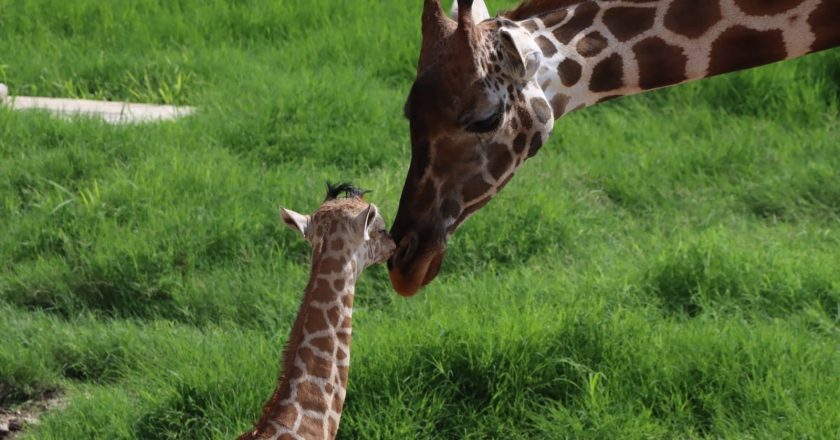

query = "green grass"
[[1, 0, 839, 438]]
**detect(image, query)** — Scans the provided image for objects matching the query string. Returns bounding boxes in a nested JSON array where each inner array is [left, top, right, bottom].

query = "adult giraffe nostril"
[[394, 232, 419, 266]]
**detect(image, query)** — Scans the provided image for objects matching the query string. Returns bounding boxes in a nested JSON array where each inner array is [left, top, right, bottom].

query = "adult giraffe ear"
[[353, 204, 379, 242], [450, 0, 490, 23], [280, 207, 310, 238], [499, 27, 543, 81]]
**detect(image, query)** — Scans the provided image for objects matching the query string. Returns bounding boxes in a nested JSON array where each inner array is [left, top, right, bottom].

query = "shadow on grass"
[[645, 238, 840, 319], [134, 383, 218, 440]]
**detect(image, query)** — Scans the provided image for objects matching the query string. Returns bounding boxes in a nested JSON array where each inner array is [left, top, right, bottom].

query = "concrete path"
[[0, 83, 194, 124]]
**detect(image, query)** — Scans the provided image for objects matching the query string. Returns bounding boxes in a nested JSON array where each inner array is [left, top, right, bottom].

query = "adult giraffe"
[[388, 0, 840, 296]]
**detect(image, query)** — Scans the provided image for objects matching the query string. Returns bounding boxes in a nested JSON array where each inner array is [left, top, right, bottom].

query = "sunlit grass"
[[1, 0, 838, 438]]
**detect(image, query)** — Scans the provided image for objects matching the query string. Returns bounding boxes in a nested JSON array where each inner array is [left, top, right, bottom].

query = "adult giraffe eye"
[[466, 108, 503, 133]]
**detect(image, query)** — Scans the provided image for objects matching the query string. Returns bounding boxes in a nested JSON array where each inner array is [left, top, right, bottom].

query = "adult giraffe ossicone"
[[388, 0, 840, 296]]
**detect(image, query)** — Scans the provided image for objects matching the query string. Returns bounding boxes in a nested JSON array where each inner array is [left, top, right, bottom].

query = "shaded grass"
[[0, 0, 838, 438]]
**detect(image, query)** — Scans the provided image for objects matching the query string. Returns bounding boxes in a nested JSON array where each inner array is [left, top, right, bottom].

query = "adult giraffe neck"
[[509, 0, 840, 118]]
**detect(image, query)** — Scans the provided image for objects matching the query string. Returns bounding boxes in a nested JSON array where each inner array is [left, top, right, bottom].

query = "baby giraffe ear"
[[280, 207, 310, 238], [353, 204, 379, 242], [499, 27, 543, 81]]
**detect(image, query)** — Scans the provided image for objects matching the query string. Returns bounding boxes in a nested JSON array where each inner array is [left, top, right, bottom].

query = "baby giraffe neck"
[[240, 248, 357, 440], [514, 0, 840, 117]]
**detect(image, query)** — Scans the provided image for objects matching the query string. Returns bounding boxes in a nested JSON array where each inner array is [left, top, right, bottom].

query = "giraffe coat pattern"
[[240, 195, 395, 440]]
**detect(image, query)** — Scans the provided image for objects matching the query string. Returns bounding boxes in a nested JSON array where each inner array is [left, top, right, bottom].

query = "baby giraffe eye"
[[466, 107, 503, 133]]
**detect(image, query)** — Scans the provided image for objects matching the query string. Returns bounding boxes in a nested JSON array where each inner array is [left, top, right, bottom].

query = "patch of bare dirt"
[[0, 391, 65, 439]]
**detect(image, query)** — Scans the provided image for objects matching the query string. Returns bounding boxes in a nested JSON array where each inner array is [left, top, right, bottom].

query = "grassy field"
[[1, 0, 839, 438]]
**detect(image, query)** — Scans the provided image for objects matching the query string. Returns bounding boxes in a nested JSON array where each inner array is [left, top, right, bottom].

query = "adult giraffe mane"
[[504, 0, 592, 20]]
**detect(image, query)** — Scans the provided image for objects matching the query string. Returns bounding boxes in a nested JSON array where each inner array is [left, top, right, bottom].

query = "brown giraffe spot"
[[299, 346, 332, 378], [530, 97, 552, 124], [808, 0, 840, 52], [603, 7, 656, 42], [535, 35, 558, 57], [550, 93, 570, 117], [734, 0, 805, 16], [708, 26, 787, 77], [633, 37, 688, 90], [287, 365, 305, 380], [590, 53, 625, 92], [462, 174, 492, 202], [304, 309, 329, 334], [298, 416, 325, 437], [333, 278, 345, 291], [513, 133, 528, 154], [337, 365, 350, 382], [522, 19, 540, 32], [326, 306, 342, 327], [488, 144, 514, 180], [274, 406, 297, 431], [516, 105, 534, 130], [341, 294, 353, 309], [311, 336, 335, 353], [318, 257, 343, 274], [310, 279, 333, 302], [553, 2, 600, 44], [540, 77, 553, 90], [336, 331, 350, 346], [665, 0, 722, 38], [576, 31, 609, 57], [597, 95, 623, 103], [340, 317, 352, 329], [337, 347, 349, 361], [539, 9, 568, 27], [328, 417, 339, 437], [528, 132, 544, 158], [558, 58, 582, 86], [330, 237, 344, 251], [332, 394, 345, 413], [259, 424, 277, 437]]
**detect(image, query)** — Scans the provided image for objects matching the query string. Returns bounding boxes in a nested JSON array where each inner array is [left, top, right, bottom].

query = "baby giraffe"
[[239, 184, 395, 440]]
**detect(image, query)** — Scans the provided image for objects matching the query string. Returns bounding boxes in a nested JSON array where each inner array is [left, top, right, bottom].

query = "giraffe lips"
[[388, 248, 446, 297]]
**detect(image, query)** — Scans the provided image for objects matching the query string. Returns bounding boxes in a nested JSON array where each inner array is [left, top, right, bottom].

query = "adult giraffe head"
[[389, 0, 554, 296], [388, 0, 840, 296]]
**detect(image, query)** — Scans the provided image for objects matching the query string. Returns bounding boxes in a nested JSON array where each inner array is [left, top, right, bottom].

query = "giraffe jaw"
[[388, 248, 446, 297]]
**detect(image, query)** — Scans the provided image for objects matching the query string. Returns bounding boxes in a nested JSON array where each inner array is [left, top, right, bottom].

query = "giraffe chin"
[[388, 249, 445, 297]]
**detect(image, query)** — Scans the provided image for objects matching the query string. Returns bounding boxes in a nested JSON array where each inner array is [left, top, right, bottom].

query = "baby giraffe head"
[[281, 183, 395, 272]]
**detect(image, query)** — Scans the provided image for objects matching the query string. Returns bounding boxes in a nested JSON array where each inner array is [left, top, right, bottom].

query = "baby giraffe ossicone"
[[239, 184, 395, 440]]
